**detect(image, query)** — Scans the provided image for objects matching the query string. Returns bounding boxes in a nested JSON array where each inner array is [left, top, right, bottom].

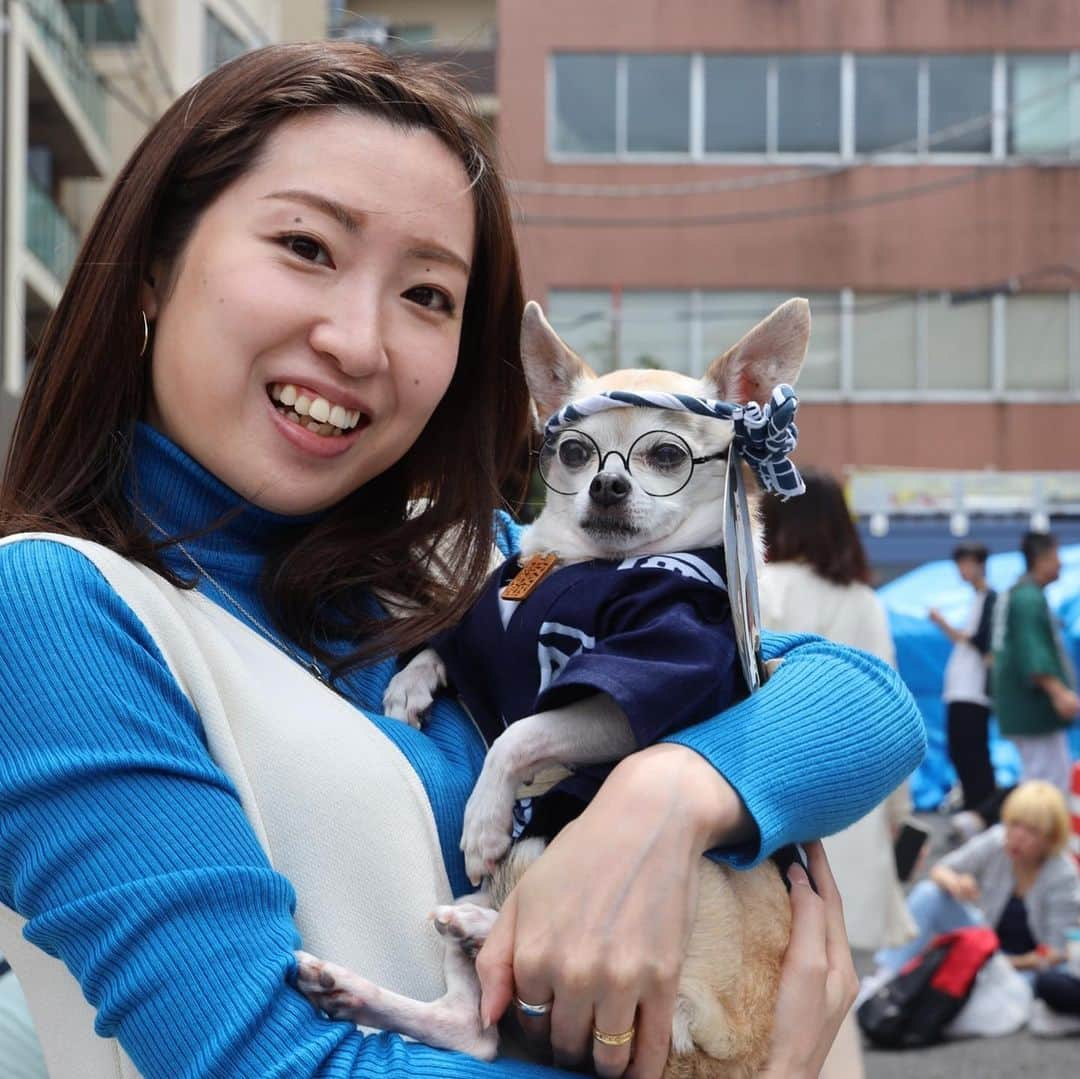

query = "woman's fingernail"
[[786, 862, 810, 888]]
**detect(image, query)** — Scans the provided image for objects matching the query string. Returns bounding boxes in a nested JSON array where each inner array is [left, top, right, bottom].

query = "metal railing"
[[25, 170, 78, 283], [23, 0, 108, 141]]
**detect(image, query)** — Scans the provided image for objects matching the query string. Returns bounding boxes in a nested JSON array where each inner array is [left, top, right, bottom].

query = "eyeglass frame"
[[536, 427, 728, 498]]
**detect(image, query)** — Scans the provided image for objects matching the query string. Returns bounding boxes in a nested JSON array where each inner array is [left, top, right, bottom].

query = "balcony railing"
[[26, 171, 78, 284], [23, 0, 108, 142]]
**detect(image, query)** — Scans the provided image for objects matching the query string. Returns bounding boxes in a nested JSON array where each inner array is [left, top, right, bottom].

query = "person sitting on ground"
[[874, 780, 1080, 981]]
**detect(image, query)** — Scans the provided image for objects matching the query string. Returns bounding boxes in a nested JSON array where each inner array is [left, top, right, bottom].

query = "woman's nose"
[[308, 297, 389, 378]]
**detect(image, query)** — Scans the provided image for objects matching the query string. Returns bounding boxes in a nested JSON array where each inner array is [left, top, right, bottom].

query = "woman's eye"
[[405, 285, 455, 315], [282, 235, 331, 265]]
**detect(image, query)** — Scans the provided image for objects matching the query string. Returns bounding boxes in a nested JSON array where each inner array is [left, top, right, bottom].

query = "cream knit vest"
[[0, 535, 452, 1078]]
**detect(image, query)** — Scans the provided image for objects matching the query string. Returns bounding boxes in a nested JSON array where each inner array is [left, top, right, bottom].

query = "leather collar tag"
[[501, 553, 558, 601]]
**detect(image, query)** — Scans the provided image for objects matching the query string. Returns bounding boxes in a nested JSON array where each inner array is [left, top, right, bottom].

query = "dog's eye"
[[557, 438, 593, 470], [647, 442, 690, 471]]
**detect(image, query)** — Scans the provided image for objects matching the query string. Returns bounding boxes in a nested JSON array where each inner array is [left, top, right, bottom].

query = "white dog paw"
[[460, 810, 514, 885], [294, 950, 381, 1026], [383, 648, 447, 729], [430, 902, 498, 958]]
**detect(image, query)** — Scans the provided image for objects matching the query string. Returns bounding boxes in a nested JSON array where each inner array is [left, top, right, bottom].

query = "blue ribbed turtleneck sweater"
[[0, 425, 925, 1077]]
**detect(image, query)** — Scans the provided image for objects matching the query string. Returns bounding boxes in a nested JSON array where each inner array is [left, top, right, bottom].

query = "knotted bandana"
[[542, 383, 805, 500]]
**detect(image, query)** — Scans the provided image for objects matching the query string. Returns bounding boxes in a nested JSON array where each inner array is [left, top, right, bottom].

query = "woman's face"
[[1004, 819, 1053, 865], [143, 111, 475, 515]]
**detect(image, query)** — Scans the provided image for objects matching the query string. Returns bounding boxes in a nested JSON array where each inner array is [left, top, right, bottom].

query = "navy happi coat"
[[434, 547, 746, 836]]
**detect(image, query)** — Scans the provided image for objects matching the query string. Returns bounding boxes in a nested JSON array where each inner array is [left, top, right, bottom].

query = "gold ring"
[[514, 995, 553, 1017], [593, 1025, 635, 1047]]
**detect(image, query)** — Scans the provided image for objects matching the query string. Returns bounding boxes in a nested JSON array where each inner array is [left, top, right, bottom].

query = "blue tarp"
[[878, 545, 1080, 811]]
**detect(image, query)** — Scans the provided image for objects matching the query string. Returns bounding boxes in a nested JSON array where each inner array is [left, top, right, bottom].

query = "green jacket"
[[992, 578, 1072, 737]]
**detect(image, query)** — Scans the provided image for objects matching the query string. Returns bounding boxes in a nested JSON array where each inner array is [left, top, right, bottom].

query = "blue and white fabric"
[[542, 383, 805, 499]]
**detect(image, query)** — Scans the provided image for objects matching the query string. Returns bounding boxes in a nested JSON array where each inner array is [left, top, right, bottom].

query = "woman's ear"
[[140, 264, 163, 320]]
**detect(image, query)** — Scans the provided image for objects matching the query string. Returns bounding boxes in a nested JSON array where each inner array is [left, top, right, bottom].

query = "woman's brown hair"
[[761, 468, 871, 586], [0, 42, 528, 670]]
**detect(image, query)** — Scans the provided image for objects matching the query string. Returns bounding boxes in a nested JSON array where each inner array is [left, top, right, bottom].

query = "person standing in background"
[[761, 469, 918, 1079], [993, 531, 1079, 793], [930, 542, 998, 813]]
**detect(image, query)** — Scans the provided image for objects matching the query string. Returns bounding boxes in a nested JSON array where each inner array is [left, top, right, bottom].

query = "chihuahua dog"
[[296, 298, 810, 1077]]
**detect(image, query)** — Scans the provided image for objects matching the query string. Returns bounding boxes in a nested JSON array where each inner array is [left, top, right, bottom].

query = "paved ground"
[[855, 811, 1078, 1078]]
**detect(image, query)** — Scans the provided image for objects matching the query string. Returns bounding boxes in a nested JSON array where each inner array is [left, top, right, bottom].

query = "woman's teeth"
[[269, 383, 363, 437]]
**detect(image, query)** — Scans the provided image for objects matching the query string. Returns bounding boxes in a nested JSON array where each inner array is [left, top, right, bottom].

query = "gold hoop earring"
[[139, 310, 150, 358]]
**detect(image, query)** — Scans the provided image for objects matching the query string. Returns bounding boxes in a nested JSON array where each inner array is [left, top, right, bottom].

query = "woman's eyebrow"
[[263, 189, 359, 233], [261, 189, 471, 276]]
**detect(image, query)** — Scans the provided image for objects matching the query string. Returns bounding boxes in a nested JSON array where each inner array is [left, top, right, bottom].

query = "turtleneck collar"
[[127, 423, 325, 583]]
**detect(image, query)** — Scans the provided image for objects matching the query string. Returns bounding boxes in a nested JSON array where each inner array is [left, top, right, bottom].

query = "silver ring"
[[514, 995, 553, 1017]]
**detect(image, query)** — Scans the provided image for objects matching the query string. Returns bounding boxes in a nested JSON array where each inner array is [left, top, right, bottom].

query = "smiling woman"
[[142, 111, 475, 515], [0, 39, 924, 1079]]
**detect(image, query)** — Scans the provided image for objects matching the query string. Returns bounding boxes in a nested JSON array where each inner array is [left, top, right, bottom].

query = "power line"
[[517, 141, 1080, 228], [510, 65, 1080, 199], [550, 264, 1080, 332]]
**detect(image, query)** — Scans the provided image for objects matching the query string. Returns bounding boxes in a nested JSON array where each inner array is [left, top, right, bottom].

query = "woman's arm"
[[662, 632, 926, 866], [0, 541, 559, 1079]]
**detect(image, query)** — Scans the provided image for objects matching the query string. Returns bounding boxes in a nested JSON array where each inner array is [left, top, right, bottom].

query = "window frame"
[[547, 50, 1080, 165], [546, 287, 1080, 402]]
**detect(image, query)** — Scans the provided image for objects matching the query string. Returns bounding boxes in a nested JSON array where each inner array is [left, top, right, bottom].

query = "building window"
[[626, 55, 691, 153], [551, 54, 617, 154], [776, 55, 841, 153], [389, 24, 435, 51], [204, 8, 248, 73], [852, 295, 919, 391], [550, 290, 1078, 400], [1009, 56, 1075, 154], [546, 291, 616, 373], [1005, 294, 1070, 390], [551, 50, 1075, 160], [619, 291, 693, 368], [704, 57, 768, 153], [855, 56, 919, 153], [928, 55, 993, 153], [926, 294, 992, 389], [69, 0, 139, 45]]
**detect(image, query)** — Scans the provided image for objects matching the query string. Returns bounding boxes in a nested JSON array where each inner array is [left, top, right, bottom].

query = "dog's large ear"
[[521, 301, 595, 421], [703, 297, 810, 405]]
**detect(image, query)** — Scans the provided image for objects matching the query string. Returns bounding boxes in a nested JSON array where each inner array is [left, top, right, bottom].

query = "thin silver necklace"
[[139, 512, 333, 687]]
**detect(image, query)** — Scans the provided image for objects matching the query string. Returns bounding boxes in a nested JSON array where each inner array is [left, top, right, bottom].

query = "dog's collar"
[[542, 384, 804, 500]]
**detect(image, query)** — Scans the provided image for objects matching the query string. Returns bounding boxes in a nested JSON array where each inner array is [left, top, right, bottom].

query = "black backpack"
[[856, 926, 998, 1049]]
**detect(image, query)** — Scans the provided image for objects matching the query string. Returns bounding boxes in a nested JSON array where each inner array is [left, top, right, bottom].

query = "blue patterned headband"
[[542, 384, 805, 500]]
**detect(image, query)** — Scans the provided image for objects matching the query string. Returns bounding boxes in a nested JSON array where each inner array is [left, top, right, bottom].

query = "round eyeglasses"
[[537, 429, 727, 498]]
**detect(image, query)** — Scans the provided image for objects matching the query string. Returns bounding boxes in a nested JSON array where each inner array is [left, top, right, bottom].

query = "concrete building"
[[1, 0, 326, 449]]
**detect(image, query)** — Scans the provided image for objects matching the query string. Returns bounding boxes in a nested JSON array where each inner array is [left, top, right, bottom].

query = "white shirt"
[[942, 590, 991, 706]]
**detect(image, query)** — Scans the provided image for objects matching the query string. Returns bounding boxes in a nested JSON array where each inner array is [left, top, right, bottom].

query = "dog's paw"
[[382, 648, 447, 729], [460, 810, 513, 886], [294, 950, 381, 1026], [430, 902, 498, 958]]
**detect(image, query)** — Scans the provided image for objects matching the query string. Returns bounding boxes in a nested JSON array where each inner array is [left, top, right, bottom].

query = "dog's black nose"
[[589, 471, 631, 507]]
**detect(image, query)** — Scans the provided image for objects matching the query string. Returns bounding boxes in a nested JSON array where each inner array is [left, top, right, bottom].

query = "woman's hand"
[[930, 864, 980, 904], [1009, 947, 1062, 972], [759, 841, 859, 1079], [475, 744, 751, 1079]]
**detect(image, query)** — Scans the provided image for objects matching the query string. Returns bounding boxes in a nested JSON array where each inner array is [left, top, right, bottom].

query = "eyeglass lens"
[[538, 430, 696, 496]]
